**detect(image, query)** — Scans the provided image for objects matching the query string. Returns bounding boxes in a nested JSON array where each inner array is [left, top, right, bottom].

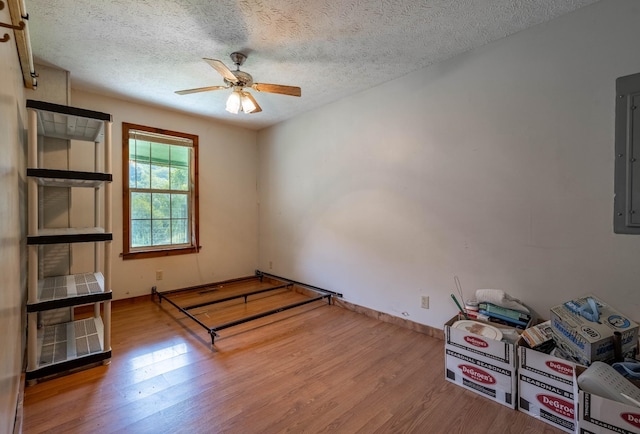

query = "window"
[[614, 72, 640, 234], [122, 123, 199, 259]]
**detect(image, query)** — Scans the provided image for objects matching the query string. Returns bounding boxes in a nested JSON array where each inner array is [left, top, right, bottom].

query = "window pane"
[[129, 161, 137, 188], [129, 139, 136, 160], [131, 220, 151, 247], [171, 146, 189, 167], [132, 139, 151, 163], [136, 162, 150, 189], [152, 220, 171, 245], [150, 164, 170, 190], [172, 219, 188, 244], [131, 192, 151, 219], [152, 193, 170, 219], [171, 194, 188, 219], [170, 166, 189, 191], [151, 142, 170, 166]]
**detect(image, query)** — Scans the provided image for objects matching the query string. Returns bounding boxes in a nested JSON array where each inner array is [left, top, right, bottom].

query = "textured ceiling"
[[26, 0, 599, 130]]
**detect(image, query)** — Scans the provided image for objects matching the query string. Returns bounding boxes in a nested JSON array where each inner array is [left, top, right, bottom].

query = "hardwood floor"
[[22, 287, 564, 433]]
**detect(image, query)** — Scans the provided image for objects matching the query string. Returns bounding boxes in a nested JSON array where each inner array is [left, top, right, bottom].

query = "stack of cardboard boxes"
[[444, 295, 639, 434]]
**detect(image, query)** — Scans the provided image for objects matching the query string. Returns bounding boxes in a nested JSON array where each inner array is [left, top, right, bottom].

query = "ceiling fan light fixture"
[[226, 89, 258, 114], [225, 90, 241, 114], [240, 91, 257, 113]]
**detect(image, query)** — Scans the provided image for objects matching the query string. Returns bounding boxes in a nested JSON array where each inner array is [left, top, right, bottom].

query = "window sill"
[[121, 246, 200, 260]]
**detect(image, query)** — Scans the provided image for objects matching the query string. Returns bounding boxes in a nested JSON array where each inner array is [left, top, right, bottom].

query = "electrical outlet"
[[421, 295, 429, 309], [269, 261, 273, 269], [156, 270, 163, 280]]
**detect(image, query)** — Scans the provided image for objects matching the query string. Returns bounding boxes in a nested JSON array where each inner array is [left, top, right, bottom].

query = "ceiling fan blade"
[[252, 83, 301, 97], [243, 92, 262, 113], [204, 58, 238, 83], [175, 85, 228, 95]]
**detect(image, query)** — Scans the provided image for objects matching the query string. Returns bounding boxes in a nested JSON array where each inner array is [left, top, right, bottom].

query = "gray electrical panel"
[[614, 72, 640, 234]]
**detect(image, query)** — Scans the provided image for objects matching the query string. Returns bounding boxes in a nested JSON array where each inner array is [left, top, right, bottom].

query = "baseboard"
[[74, 293, 154, 315], [13, 373, 25, 434], [332, 298, 445, 340], [288, 283, 444, 340]]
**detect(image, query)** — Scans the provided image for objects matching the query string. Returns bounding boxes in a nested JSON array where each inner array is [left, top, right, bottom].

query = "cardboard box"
[[553, 332, 638, 368], [578, 390, 640, 434], [576, 364, 640, 434], [517, 337, 581, 433], [444, 316, 518, 409], [550, 295, 639, 365]]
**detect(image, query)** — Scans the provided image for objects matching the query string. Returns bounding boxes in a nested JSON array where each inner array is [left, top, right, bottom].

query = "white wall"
[[257, 0, 640, 329], [29, 64, 70, 104], [0, 19, 27, 434], [71, 91, 259, 299]]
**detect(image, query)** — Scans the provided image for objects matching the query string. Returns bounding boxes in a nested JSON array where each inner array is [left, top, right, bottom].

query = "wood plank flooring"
[[22, 287, 564, 433]]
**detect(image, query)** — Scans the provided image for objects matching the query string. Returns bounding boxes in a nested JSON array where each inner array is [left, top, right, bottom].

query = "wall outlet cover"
[[421, 296, 429, 309]]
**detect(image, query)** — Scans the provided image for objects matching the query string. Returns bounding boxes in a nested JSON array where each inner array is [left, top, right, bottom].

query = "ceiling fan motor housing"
[[225, 70, 253, 87]]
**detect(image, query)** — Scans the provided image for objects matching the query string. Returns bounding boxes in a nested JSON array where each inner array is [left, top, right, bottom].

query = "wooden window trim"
[[122, 122, 200, 260]]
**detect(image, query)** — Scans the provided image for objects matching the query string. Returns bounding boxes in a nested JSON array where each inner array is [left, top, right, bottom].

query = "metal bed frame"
[[152, 270, 342, 345]]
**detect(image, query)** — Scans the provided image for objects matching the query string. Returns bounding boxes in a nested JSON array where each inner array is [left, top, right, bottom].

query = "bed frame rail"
[[152, 271, 341, 345]]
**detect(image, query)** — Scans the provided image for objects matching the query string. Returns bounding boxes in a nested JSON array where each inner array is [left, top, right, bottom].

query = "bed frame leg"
[[152, 286, 162, 303]]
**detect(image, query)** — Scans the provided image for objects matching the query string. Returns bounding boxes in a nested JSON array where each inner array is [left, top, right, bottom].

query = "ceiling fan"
[[175, 52, 301, 114]]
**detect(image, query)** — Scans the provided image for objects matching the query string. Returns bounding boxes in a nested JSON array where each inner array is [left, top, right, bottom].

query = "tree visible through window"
[[122, 123, 199, 259]]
